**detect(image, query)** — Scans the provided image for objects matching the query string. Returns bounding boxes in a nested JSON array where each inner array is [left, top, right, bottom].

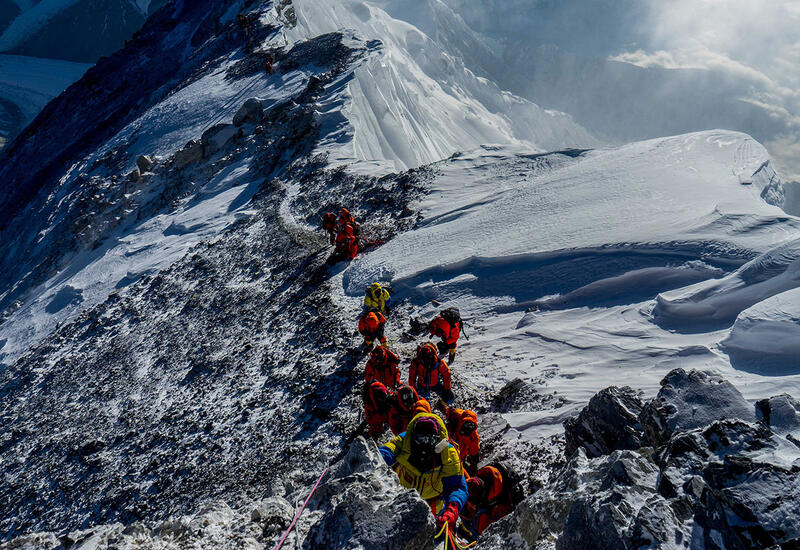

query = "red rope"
[[273, 467, 329, 550]]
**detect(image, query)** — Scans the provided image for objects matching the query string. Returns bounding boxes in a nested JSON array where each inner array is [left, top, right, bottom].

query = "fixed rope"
[[273, 467, 329, 550]]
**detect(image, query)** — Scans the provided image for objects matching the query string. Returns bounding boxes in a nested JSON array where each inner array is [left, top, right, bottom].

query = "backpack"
[[493, 461, 525, 506], [440, 308, 461, 328]]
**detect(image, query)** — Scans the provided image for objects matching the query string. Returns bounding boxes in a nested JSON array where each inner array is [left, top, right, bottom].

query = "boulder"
[[250, 497, 293, 538], [564, 386, 646, 458], [136, 154, 154, 173], [479, 449, 686, 550], [756, 394, 800, 434], [555, 451, 682, 550], [233, 98, 265, 126], [201, 124, 240, 157], [174, 139, 203, 168], [640, 369, 755, 447], [303, 436, 436, 549]]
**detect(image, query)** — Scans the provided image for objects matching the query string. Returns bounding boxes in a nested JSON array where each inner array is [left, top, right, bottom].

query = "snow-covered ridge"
[[287, 0, 596, 172], [1, 0, 800, 547]]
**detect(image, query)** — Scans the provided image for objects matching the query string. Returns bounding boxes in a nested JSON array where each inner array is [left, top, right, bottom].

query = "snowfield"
[[339, 130, 800, 438]]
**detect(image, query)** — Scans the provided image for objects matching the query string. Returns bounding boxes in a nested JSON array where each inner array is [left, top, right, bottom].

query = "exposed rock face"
[[563, 385, 645, 458], [0, 498, 292, 549], [173, 139, 203, 169], [201, 123, 241, 157], [640, 368, 756, 447], [756, 393, 800, 434], [303, 436, 436, 550], [486, 369, 800, 550], [233, 98, 266, 127]]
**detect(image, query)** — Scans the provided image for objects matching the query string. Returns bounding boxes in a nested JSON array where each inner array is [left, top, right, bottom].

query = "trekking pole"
[[273, 467, 329, 550], [461, 323, 470, 341]]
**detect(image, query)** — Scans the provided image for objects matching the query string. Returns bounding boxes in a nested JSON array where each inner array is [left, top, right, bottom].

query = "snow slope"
[[0, 0, 595, 367], [343, 130, 800, 436], [287, 0, 596, 172], [1, 0, 800, 547]]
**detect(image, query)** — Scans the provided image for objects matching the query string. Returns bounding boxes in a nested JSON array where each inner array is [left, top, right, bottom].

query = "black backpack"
[[440, 307, 461, 328], [492, 461, 525, 506]]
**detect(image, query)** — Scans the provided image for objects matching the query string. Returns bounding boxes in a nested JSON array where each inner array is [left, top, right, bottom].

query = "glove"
[[437, 502, 459, 527]]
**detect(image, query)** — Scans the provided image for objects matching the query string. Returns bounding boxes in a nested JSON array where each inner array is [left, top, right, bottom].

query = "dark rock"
[[250, 497, 293, 538], [640, 369, 755, 447], [233, 98, 265, 127], [554, 451, 681, 550], [303, 436, 436, 549], [564, 385, 646, 458], [173, 140, 203, 169], [756, 394, 800, 434], [136, 155, 154, 173], [200, 124, 240, 157]]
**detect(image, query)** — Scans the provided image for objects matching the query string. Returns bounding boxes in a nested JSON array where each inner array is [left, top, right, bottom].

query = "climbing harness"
[[273, 467, 329, 550]]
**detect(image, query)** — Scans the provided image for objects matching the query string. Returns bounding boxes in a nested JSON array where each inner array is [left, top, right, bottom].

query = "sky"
[[617, 0, 800, 180], [442, 0, 800, 181]]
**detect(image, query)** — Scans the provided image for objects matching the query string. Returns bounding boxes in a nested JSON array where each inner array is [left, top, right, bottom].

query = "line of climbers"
[[318, 212, 524, 544], [355, 284, 522, 544]]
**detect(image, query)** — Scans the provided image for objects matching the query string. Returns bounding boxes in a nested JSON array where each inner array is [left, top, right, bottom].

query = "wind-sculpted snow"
[[654, 237, 800, 332], [722, 287, 800, 374], [1, 0, 800, 547], [350, 131, 793, 300]]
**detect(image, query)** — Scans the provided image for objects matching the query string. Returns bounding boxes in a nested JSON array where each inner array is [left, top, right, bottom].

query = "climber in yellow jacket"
[[363, 282, 392, 314], [379, 413, 468, 531]]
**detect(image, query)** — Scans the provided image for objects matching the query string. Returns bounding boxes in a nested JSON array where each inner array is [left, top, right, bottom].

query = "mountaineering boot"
[[448, 349, 456, 364]]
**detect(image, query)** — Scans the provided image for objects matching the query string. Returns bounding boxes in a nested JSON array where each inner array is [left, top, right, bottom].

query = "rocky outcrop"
[[488, 369, 800, 549], [233, 98, 266, 127], [1, 499, 293, 549], [0, 437, 441, 550], [303, 436, 436, 550], [640, 368, 755, 447], [563, 385, 645, 457], [201, 123, 241, 157]]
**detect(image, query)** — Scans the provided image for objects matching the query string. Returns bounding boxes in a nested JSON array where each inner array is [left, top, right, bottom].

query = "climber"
[[265, 52, 276, 75], [338, 207, 360, 237], [331, 224, 358, 263], [365, 345, 402, 389], [409, 342, 454, 404], [321, 212, 338, 244], [436, 400, 480, 475], [458, 463, 525, 540], [363, 380, 393, 439], [363, 282, 392, 314], [388, 384, 430, 435], [379, 413, 468, 535], [429, 308, 462, 363], [358, 309, 387, 350]]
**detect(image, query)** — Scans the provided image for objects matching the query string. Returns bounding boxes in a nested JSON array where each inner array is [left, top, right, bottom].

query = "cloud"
[[610, 0, 800, 180]]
